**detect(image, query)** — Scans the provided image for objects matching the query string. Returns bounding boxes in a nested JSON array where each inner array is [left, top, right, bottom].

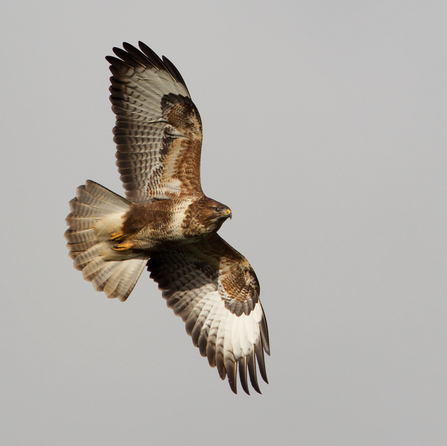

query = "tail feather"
[[65, 180, 149, 301], [91, 261, 121, 288], [65, 216, 98, 231], [75, 186, 128, 211], [67, 240, 97, 260], [103, 259, 148, 300], [72, 242, 104, 269], [66, 227, 96, 244], [81, 181, 133, 209], [82, 255, 110, 280]]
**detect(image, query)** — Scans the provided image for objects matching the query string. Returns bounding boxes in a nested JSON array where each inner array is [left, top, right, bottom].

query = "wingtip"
[[239, 357, 250, 395]]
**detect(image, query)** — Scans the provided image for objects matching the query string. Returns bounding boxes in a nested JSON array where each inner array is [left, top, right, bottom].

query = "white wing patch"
[[196, 291, 263, 360]]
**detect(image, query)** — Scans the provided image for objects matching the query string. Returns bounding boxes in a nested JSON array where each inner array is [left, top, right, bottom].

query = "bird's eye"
[[215, 207, 221, 212]]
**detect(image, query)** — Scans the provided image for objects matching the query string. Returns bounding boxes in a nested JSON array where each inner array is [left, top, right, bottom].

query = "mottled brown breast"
[[118, 197, 215, 251], [121, 201, 172, 236]]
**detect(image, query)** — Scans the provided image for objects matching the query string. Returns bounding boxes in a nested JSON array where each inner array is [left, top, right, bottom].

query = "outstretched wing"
[[106, 42, 203, 203], [147, 233, 270, 395]]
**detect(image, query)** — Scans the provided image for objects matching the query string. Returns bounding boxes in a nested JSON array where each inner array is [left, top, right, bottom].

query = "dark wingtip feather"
[[108, 41, 189, 91], [111, 46, 146, 69], [226, 359, 238, 394], [256, 340, 269, 384], [105, 55, 125, 69], [162, 55, 189, 92], [105, 55, 117, 65], [121, 42, 152, 67], [238, 357, 250, 395], [216, 351, 226, 381], [260, 311, 271, 356], [247, 350, 262, 394], [138, 41, 165, 71]]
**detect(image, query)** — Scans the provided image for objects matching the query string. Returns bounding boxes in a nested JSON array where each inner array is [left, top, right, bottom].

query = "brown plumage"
[[65, 42, 269, 394]]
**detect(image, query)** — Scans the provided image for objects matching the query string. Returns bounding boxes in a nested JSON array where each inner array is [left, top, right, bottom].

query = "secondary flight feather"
[[65, 42, 269, 394]]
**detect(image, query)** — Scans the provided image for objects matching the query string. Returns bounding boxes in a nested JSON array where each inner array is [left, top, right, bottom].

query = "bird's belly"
[[130, 225, 191, 249], [126, 210, 200, 251]]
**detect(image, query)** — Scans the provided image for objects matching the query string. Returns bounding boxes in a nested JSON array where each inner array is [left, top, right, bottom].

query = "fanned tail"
[[64, 180, 149, 301]]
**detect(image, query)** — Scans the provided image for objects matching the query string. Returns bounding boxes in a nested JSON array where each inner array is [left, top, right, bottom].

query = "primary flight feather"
[[65, 42, 269, 394]]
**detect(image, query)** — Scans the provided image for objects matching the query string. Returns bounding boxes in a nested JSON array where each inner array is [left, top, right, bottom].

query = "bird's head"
[[210, 203, 232, 220], [205, 199, 232, 229], [188, 197, 232, 235]]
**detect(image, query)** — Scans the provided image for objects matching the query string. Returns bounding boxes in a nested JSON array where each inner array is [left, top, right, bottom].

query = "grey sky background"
[[2, 1, 446, 444]]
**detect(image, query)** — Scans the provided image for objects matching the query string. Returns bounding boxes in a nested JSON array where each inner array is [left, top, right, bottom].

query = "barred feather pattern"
[[65, 180, 149, 301], [65, 43, 270, 395], [107, 42, 203, 203], [148, 242, 270, 395]]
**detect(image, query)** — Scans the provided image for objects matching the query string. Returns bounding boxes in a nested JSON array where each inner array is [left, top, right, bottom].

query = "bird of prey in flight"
[[65, 42, 269, 394]]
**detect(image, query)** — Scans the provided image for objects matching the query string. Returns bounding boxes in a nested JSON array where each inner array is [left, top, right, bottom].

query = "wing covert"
[[107, 42, 203, 203]]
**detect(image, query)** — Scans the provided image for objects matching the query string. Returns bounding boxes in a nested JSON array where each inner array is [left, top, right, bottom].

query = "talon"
[[113, 242, 133, 251], [110, 231, 124, 241]]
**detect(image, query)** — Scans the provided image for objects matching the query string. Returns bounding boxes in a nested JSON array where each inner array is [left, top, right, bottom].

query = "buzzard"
[[65, 42, 269, 394]]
